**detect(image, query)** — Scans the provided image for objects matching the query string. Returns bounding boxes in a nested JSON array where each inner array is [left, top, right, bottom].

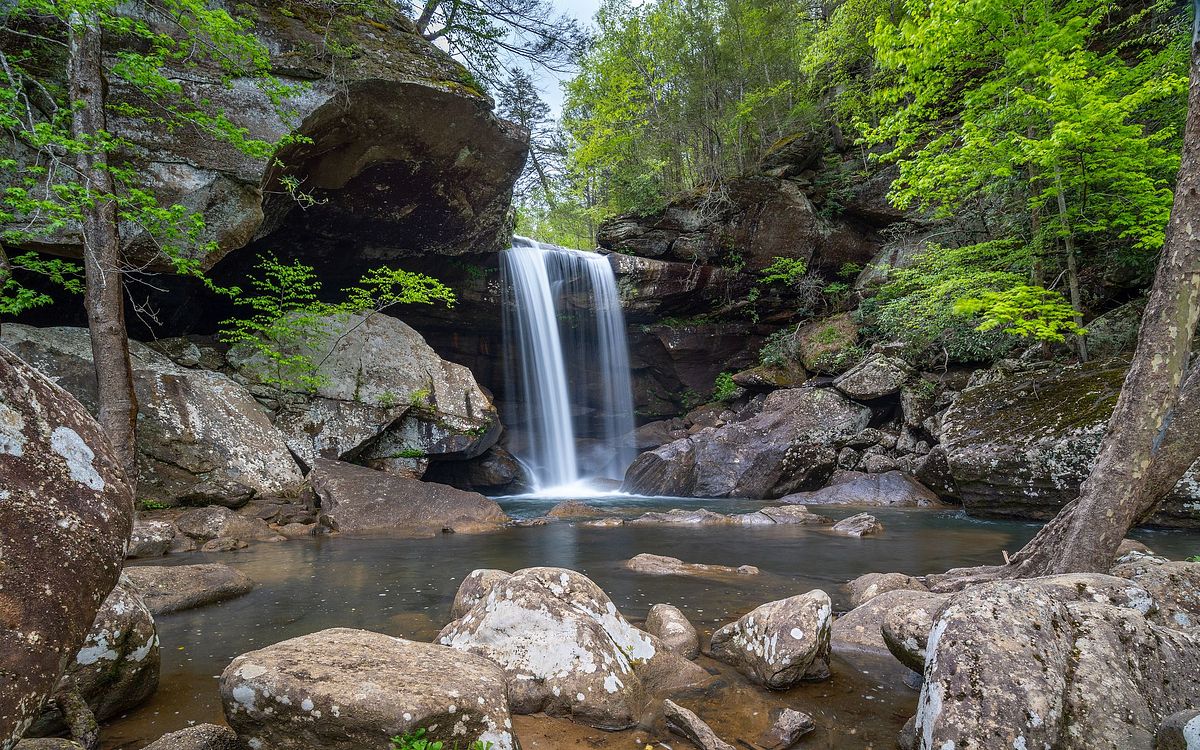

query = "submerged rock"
[[709, 590, 832, 689], [438, 567, 710, 729], [624, 553, 759, 578], [940, 357, 1200, 526], [2, 324, 303, 504], [123, 563, 254, 615], [645, 604, 700, 660], [29, 577, 159, 737], [141, 724, 239, 750], [779, 471, 943, 507], [757, 708, 816, 749], [221, 628, 515, 750], [309, 458, 508, 535], [623, 387, 870, 499], [662, 699, 736, 750]]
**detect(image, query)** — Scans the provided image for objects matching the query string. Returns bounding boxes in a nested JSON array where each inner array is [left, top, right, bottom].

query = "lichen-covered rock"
[[29, 576, 159, 737], [645, 604, 699, 660], [941, 358, 1200, 526], [623, 387, 870, 499], [1111, 556, 1200, 632], [909, 577, 1200, 750], [833, 589, 947, 656], [0, 346, 134, 749], [309, 458, 507, 535], [780, 470, 943, 508], [1155, 709, 1200, 750], [221, 628, 515, 750], [624, 554, 759, 578], [127, 519, 176, 559], [831, 513, 883, 537], [732, 364, 807, 391], [832, 354, 914, 400], [141, 724, 239, 750], [709, 590, 832, 689], [449, 569, 512, 620], [846, 572, 930, 608], [2, 325, 303, 504], [173, 506, 284, 545], [438, 567, 709, 729], [796, 314, 861, 374], [230, 313, 499, 475], [123, 563, 254, 615]]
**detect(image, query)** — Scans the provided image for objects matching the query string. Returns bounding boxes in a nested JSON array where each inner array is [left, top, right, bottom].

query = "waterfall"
[[501, 236, 637, 492]]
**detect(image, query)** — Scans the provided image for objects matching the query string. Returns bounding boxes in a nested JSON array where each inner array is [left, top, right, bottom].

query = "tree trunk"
[[0, 241, 11, 336], [931, 37, 1200, 589], [1053, 166, 1089, 362], [68, 11, 139, 481]]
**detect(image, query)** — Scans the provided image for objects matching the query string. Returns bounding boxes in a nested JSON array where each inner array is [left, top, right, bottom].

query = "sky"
[[527, 0, 603, 117]]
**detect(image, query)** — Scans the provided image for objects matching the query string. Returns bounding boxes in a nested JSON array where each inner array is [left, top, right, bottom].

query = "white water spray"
[[501, 236, 637, 493]]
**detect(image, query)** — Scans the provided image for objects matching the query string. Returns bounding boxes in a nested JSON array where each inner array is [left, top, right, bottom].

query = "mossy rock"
[[797, 313, 861, 374]]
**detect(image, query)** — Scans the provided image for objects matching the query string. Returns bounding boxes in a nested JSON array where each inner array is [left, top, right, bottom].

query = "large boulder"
[[123, 563, 255, 615], [780, 471, 943, 508], [0, 346, 134, 747], [832, 353, 914, 400], [940, 358, 1200, 526], [907, 574, 1200, 750], [229, 312, 500, 475], [29, 576, 159, 737], [846, 572, 929, 608], [623, 387, 870, 499], [2, 325, 303, 504], [221, 628, 516, 750], [709, 590, 833, 689], [309, 458, 507, 535], [438, 567, 710, 729], [832, 589, 948, 656]]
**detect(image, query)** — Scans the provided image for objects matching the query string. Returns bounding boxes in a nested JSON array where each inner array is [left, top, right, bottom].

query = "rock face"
[[141, 724, 239, 750], [30, 576, 159, 737], [623, 387, 870, 499], [7, 3, 525, 281], [229, 312, 499, 475], [438, 567, 709, 729], [624, 553, 759, 578], [645, 604, 700, 660], [832, 353, 913, 400], [779, 471, 942, 508], [0, 346, 134, 748], [908, 570, 1200, 750], [3, 325, 303, 504], [940, 358, 1200, 526], [709, 590, 833, 689], [221, 628, 516, 750], [309, 458, 507, 535], [123, 564, 255, 615]]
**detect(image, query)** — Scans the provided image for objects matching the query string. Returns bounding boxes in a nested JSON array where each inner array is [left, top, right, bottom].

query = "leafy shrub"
[[712, 371, 737, 401], [391, 729, 492, 750]]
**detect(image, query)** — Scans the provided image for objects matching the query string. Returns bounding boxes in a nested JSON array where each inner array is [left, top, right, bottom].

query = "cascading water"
[[501, 236, 637, 493]]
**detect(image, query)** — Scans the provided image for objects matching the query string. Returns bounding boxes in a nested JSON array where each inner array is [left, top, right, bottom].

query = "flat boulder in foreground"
[[309, 458, 508, 534], [221, 628, 515, 750]]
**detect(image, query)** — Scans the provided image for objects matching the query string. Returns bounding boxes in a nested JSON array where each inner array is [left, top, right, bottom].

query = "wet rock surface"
[[645, 604, 700, 660], [756, 708, 815, 749], [624, 553, 759, 578], [779, 470, 943, 507], [221, 628, 516, 750], [123, 563, 255, 615], [709, 590, 832, 689], [831, 512, 883, 537], [310, 458, 508, 535], [662, 699, 736, 750]]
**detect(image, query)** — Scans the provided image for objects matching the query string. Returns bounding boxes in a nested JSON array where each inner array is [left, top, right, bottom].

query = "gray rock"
[[142, 724, 239, 750], [127, 520, 176, 559], [709, 590, 832, 689], [2, 325, 303, 504], [846, 572, 929, 608], [624, 553, 759, 578], [449, 569, 513, 620], [439, 567, 709, 729], [178, 479, 256, 509], [662, 699, 736, 750], [735, 505, 834, 525], [221, 628, 516, 750], [1111, 556, 1200, 632], [833, 353, 914, 400], [780, 471, 942, 507], [29, 576, 158, 736], [859, 453, 899, 473], [645, 604, 699, 660], [623, 387, 870, 499], [833, 589, 947, 656], [1155, 709, 1200, 750], [123, 563, 254, 615], [14, 741, 82, 750], [174, 506, 283, 545], [941, 357, 1200, 526], [831, 513, 883, 537], [756, 708, 816, 749], [310, 458, 508, 535]]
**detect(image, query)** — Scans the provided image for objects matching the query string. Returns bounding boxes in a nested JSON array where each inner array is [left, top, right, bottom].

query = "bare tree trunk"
[[931, 31, 1200, 590], [68, 11, 138, 481]]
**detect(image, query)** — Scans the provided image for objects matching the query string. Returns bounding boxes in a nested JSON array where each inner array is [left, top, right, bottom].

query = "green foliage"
[[758, 257, 808, 287], [390, 729, 491, 750], [0, 251, 83, 316], [955, 285, 1086, 343], [712, 371, 737, 401], [220, 254, 454, 400], [759, 326, 802, 367], [409, 388, 432, 408], [139, 498, 170, 511]]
